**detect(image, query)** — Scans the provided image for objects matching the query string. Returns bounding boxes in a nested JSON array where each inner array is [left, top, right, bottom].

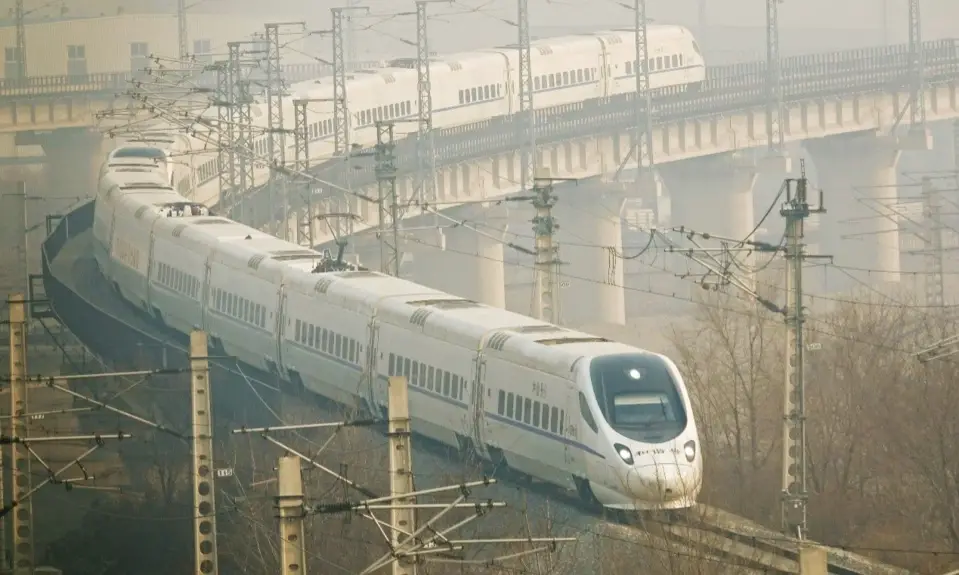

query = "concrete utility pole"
[[177, 0, 188, 61], [375, 121, 401, 276], [765, 0, 785, 157], [276, 455, 306, 575], [780, 161, 827, 540], [251, 376, 573, 572], [8, 294, 32, 574], [517, 0, 536, 193], [15, 182, 29, 298], [190, 331, 219, 575], [388, 376, 416, 575], [265, 22, 306, 240], [920, 177, 945, 308]]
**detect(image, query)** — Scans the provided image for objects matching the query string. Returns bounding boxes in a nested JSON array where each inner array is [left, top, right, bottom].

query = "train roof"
[[311, 269, 640, 363]]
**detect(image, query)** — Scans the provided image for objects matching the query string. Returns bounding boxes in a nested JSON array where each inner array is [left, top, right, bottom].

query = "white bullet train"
[[91, 156, 704, 511], [147, 25, 705, 207]]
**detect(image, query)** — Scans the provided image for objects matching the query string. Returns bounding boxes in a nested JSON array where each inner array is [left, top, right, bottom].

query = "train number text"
[[532, 381, 546, 398]]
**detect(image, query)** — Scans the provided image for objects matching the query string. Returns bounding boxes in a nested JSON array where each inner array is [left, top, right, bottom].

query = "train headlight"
[[614, 443, 634, 465], [683, 440, 696, 462]]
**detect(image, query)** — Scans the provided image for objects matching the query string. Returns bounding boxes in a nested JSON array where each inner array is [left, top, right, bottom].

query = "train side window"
[[412, 361, 421, 386], [319, 329, 326, 351], [389, 353, 396, 375], [419, 363, 427, 389], [671, 54, 678, 67], [443, 374, 451, 396], [351, 340, 357, 362], [550, 407, 559, 433], [548, 75, 555, 88], [560, 410, 566, 434], [577, 69, 584, 82], [497, 84, 502, 96], [403, 357, 411, 377], [427, 366, 435, 390], [443, 372, 451, 398], [532, 401, 541, 427], [523, 398, 532, 424], [625, 61, 632, 75], [458, 90, 464, 104], [534, 77, 540, 90], [562, 71, 569, 84], [506, 392, 515, 418], [579, 393, 598, 433], [541, 403, 549, 430], [656, 56, 663, 69], [308, 325, 315, 347], [332, 333, 339, 356], [497, 390, 506, 415], [678, 54, 684, 66], [295, 319, 302, 341], [484, 85, 490, 99]]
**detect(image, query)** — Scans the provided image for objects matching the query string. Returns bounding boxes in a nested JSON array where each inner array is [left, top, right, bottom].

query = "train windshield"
[[114, 147, 167, 159], [589, 354, 688, 442]]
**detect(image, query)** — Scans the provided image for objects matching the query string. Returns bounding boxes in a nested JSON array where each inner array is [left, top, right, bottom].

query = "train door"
[[144, 230, 157, 311], [365, 317, 385, 417], [199, 251, 212, 331], [599, 40, 610, 99], [564, 363, 589, 495], [274, 286, 287, 375], [467, 352, 490, 460]]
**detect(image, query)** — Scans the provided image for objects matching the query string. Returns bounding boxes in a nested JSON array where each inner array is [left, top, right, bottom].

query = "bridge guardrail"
[[0, 60, 384, 99]]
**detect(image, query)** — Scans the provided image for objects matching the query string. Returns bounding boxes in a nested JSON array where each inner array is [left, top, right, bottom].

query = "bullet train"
[[132, 25, 705, 208], [92, 159, 704, 512]]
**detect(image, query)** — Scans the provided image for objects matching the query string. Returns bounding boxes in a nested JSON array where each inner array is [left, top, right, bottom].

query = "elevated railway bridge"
[[232, 37, 959, 324], [3, 19, 952, 575]]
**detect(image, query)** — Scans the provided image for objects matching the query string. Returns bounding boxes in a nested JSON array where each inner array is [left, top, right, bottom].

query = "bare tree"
[[668, 293, 783, 521]]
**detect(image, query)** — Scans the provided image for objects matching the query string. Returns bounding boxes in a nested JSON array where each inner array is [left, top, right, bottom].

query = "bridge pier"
[[804, 131, 921, 288], [659, 153, 758, 242], [412, 207, 507, 308], [659, 153, 759, 290], [25, 128, 110, 198], [555, 185, 626, 327]]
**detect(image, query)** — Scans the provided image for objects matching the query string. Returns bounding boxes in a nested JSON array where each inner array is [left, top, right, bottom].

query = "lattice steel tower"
[[517, 0, 536, 192]]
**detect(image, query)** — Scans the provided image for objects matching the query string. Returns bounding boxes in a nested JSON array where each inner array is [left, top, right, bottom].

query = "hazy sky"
[[13, 0, 959, 62]]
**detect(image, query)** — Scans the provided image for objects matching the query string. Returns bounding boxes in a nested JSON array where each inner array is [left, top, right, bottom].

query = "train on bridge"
[[117, 24, 706, 207], [91, 142, 704, 512]]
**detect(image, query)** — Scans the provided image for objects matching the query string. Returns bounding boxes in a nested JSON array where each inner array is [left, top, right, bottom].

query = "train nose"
[[626, 464, 698, 502]]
